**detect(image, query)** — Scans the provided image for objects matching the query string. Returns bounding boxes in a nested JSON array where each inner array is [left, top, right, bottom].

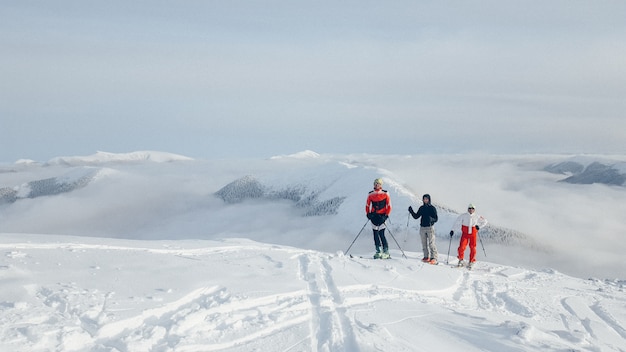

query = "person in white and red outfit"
[[450, 204, 488, 269]]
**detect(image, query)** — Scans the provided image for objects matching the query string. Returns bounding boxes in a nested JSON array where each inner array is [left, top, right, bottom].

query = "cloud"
[[379, 153, 626, 277], [4, 151, 625, 280]]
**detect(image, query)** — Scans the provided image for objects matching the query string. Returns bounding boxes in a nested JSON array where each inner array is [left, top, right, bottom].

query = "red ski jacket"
[[366, 189, 392, 216]]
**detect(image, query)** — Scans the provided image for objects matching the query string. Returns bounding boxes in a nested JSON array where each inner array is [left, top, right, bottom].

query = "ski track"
[[561, 296, 626, 351], [297, 253, 358, 352], [447, 263, 626, 351], [1, 242, 625, 351]]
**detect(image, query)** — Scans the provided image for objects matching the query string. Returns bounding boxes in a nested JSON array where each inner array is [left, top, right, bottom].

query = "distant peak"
[[46, 151, 194, 165], [14, 159, 39, 165], [270, 150, 320, 160]]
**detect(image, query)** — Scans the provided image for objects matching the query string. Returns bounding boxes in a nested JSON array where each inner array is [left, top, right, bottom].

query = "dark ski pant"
[[373, 229, 388, 252]]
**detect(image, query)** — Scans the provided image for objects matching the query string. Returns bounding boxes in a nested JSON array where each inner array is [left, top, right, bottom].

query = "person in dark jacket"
[[408, 194, 439, 264]]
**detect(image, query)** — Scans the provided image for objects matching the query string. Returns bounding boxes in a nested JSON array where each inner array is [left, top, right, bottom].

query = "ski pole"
[[478, 233, 487, 257], [344, 219, 370, 256], [384, 223, 408, 259], [446, 233, 453, 265], [403, 212, 410, 244]]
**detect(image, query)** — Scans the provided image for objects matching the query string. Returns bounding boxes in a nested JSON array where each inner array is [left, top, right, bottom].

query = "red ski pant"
[[457, 225, 478, 263]]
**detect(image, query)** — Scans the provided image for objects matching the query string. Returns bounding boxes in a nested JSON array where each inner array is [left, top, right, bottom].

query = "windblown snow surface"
[[0, 151, 625, 352]]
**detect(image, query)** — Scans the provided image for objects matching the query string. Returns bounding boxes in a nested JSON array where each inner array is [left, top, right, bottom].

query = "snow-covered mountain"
[[1, 151, 625, 351], [544, 155, 626, 186]]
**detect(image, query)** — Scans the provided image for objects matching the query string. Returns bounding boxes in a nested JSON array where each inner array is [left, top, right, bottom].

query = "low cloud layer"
[[1, 151, 625, 279]]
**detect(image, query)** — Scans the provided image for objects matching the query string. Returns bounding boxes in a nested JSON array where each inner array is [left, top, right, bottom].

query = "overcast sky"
[[1, 1, 625, 162]]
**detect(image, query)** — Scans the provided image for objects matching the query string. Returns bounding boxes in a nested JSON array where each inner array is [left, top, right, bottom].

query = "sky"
[[2, 1, 626, 162]]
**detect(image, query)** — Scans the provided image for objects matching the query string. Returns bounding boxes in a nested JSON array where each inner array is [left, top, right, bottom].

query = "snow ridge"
[[545, 159, 626, 186], [46, 151, 193, 166], [215, 175, 346, 216], [0, 167, 105, 204]]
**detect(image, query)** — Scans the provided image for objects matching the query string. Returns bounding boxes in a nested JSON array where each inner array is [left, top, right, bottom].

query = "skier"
[[366, 178, 392, 259], [408, 194, 439, 264], [449, 204, 488, 269]]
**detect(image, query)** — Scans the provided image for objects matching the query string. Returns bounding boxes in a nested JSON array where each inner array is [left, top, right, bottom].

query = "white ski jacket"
[[452, 212, 488, 235]]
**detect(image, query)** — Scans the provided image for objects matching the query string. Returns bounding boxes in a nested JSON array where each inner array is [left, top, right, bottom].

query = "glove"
[[449, 230, 454, 237], [408, 206, 414, 214], [475, 226, 480, 231], [367, 213, 373, 220]]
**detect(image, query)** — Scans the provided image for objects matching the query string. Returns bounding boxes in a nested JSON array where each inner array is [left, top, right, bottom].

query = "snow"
[[270, 150, 321, 160], [46, 151, 193, 166], [1, 151, 625, 352]]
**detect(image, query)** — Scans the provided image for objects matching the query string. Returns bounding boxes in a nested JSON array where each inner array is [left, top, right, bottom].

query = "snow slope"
[[1, 151, 625, 351], [1, 235, 624, 352]]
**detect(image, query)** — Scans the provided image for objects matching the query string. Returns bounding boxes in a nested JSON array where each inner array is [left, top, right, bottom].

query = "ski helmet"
[[468, 203, 475, 209], [374, 178, 383, 186]]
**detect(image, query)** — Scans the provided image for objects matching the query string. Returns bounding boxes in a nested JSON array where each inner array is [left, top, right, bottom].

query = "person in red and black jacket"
[[366, 178, 392, 259]]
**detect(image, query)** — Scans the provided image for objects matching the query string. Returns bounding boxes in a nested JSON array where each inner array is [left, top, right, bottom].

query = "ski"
[[449, 263, 475, 270], [349, 254, 392, 260]]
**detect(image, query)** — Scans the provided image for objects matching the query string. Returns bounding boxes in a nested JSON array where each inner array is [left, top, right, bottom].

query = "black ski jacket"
[[410, 204, 438, 227]]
